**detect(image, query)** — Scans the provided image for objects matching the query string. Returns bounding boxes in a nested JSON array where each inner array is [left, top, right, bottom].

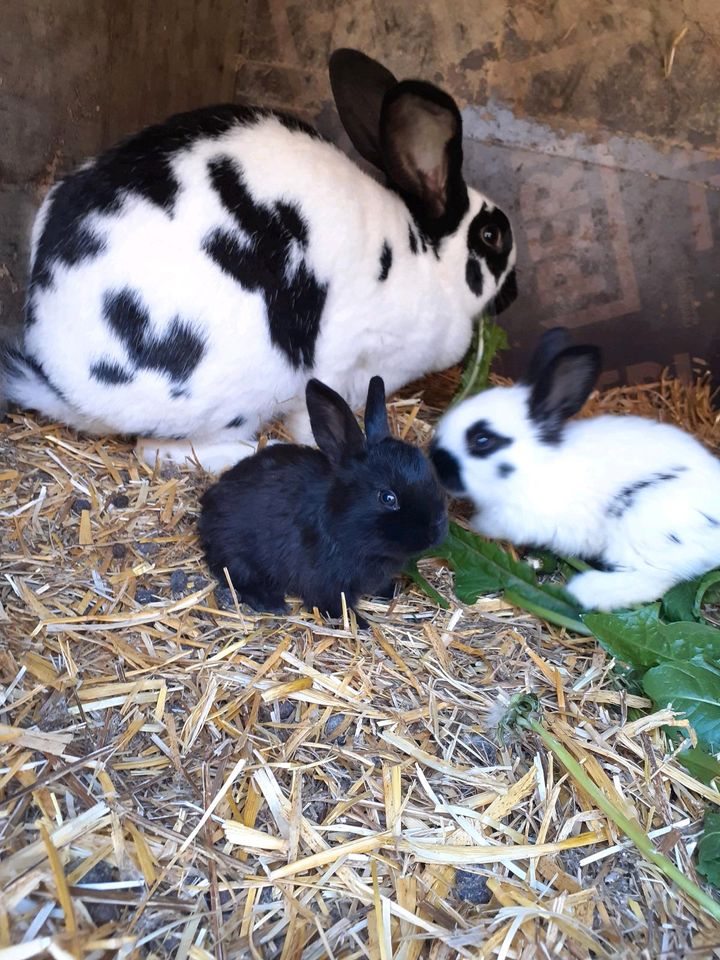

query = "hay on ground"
[[1, 367, 719, 959]]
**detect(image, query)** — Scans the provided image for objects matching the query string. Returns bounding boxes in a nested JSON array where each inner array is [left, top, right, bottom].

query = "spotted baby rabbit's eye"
[[378, 489, 399, 510], [465, 420, 513, 459]]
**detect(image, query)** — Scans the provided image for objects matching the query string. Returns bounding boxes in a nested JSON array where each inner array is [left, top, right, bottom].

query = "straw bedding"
[[1, 367, 719, 960]]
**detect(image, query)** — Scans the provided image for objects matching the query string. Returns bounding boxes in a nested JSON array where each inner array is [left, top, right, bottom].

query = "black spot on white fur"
[[29, 104, 323, 300], [491, 267, 517, 316], [465, 258, 483, 297], [430, 446, 464, 493], [606, 469, 685, 519], [90, 359, 133, 385], [465, 420, 513, 459], [203, 156, 328, 369], [667, 532, 682, 544], [408, 225, 418, 255], [2, 345, 69, 404], [379, 242, 392, 281], [102, 288, 206, 385], [702, 512, 720, 527], [497, 462, 515, 478], [225, 415, 246, 429]]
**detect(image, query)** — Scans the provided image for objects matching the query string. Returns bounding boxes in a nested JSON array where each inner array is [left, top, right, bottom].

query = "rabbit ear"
[[364, 376, 390, 443], [524, 327, 572, 384], [380, 81, 465, 225], [529, 346, 601, 441], [306, 379, 365, 462], [329, 49, 398, 169]]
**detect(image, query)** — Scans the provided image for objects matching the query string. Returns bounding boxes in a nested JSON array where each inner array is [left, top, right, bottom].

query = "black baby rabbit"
[[198, 376, 448, 620]]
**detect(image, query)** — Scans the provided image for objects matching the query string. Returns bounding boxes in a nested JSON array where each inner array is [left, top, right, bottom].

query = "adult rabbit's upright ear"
[[329, 48, 397, 169]]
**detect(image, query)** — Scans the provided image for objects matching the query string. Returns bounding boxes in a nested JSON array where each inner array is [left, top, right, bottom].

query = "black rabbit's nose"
[[431, 446, 465, 494]]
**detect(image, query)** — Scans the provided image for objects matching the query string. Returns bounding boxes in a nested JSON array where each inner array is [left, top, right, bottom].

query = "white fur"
[[10, 114, 514, 472], [433, 384, 720, 610]]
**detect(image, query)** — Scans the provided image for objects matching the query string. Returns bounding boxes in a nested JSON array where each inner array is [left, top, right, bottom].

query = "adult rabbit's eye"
[[481, 224, 502, 250], [378, 489, 399, 509]]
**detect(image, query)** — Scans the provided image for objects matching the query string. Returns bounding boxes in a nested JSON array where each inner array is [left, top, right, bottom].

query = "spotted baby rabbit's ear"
[[306, 379, 365, 463], [364, 376, 390, 444], [524, 327, 573, 385], [529, 344, 601, 443]]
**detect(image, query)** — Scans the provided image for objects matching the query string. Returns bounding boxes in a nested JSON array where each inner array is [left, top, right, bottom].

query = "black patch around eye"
[[90, 359, 134, 385], [496, 462, 515, 478], [467, 205, 513, 282], [378, 241, 392, 281], [225, 415, 246, 429], [466, 258, 483, 296], [465, 419, 513, 459]]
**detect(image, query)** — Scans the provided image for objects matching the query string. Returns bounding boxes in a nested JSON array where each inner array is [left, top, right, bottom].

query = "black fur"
[[378, 242, 393, 281], [702, 512, 720, 527], [90, 359, 133, 385], [606, 470, 684, 519], [429, 444, 465, 494], [465, 420, 513, 459], [465, 258, 483, 297], [497, 462, 516, 478], [467, 205, 513, 282], [408, 225, 418, 255], [203, 157, 328, 369], [29, 104, 322, 300], [2, 346, 69, 404], [225, 415, 246, 429], [102, 288, 206, 384], [198, 377, 447, 619], [528, 344, 601, 444], [491, 267, 517, 315], [667, 532, 682, 544]]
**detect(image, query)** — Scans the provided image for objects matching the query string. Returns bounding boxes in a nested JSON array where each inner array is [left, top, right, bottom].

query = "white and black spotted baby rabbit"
[[431, 328, 720, 610], [199, 376, 448, 621]]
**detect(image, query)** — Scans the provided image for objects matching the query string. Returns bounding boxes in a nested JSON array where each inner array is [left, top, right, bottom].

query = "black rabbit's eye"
[[482, 224, 502, 250], [378, 489, 399, 509]]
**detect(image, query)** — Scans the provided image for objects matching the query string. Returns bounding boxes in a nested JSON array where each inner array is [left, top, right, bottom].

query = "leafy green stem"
[[503, 588, 591, 636], [518, 710, 720, 923]]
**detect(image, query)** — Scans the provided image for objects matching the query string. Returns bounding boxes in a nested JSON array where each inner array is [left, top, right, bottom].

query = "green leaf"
[[402, 561, 450, 609], [662, 570, 720, 623], [643, 660, 720, 753], [429, 523, 590, 635], [697, 810, 720, 888], [678, 746, 720, 787], [454, 316, 509, 404], [584, 606, 720, 672]]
